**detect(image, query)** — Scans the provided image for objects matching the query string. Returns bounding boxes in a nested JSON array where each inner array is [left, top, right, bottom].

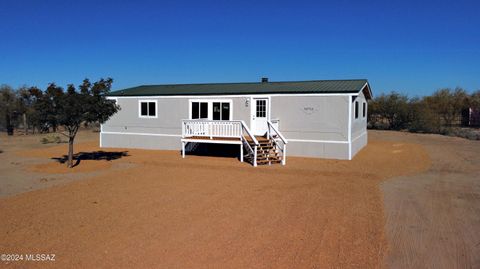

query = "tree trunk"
[[6, 111, 13, 136], [67, 136, 75, 168], [23, 113, 27, 135]]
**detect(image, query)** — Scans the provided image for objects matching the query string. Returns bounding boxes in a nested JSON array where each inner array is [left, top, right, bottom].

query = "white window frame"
[[362, 101, 367, 119], [138, 100, 158, 118], [354, 100, 359, 120], [188, 99, 233, 120]]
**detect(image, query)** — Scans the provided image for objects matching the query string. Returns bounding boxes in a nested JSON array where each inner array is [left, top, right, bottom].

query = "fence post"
[[181, 121, 185, 138], [240, 144, 244, 162], [182, 141, 185, 158], [209, 122, 213, 139]]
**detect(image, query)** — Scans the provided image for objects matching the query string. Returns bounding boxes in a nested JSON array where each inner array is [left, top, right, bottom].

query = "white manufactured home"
[[101, 78, 372, 166]]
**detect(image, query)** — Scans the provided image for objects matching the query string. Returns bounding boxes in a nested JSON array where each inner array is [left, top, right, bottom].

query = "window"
[[190, 100, 232, 120], [139, 100, 156, 118], [213, 102, 230, 120], [191, 102, 208, 119], [354, 101, 359, 119], [362, 102, 366, 118], [256, 100, 266, 118]]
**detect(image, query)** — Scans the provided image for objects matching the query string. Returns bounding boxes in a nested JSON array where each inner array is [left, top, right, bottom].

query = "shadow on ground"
[[52, 151, 129, 167], [184, 143, 241, 158]]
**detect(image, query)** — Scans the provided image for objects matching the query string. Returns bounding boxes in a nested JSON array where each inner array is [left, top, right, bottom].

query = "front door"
[[251, 98, 269, 135]]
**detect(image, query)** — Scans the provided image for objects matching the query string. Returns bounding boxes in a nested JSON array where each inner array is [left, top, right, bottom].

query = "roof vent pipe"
[[261, 77, 269, 83]]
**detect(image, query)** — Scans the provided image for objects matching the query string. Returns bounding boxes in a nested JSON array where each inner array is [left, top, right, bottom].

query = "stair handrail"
[[267, 121, 287, 145], [267, 120, 288, 165], [240, 120, 259, 145], [240, 120, 258, 167]]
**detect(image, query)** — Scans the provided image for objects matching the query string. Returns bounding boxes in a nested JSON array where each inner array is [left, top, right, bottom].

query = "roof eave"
[[360, 82, 373, 100], [107, 91, 361, 97]]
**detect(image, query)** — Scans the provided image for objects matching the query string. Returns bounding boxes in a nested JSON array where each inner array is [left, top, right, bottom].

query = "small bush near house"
[[41, 134, 65, 144]]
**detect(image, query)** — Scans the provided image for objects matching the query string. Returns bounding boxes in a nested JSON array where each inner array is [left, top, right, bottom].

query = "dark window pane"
[[141, 102, 148, 116], [148, 102, 156, 116], [256, 101, 260, 117], [192, 102, 199, 119], [200, 102, 208, 118], [222, 103, 230, 120], [363, 102, 366, 117], [355, 101, 359, 119], [213, 102, 221, 120], [256, 100, 266, 118]]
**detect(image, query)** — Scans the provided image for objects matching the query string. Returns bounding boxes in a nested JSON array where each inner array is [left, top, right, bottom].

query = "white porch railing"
[[182, 119, 243, 139], [267, 120, 288, 165], [181, 120, 260, 166]]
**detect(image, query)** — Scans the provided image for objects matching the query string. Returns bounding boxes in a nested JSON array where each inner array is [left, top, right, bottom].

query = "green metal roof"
[[109, 79, 372, 98]]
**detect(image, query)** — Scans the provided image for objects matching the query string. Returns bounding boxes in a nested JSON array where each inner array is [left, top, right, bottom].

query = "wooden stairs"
[[246, 136, 283, 165]]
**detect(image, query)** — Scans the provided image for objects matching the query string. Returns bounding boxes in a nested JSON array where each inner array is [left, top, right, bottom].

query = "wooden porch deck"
[[181, 135, 269, 144], [181, 119, 287, 166]]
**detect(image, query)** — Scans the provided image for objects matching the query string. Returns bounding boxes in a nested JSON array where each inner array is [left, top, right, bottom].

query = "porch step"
[[247, 136, 283, 166], [257, 158, 282, 165]]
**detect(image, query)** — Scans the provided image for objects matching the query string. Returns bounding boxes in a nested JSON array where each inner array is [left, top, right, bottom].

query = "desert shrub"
[[407, 98, 443, 133], [367, 118, 390, 130], [424, 88, 469, 127], [444, 127, 480, 140], [469, 90, 480, 109], [41, 133, 64, 144], [368, 92, 409, 130]]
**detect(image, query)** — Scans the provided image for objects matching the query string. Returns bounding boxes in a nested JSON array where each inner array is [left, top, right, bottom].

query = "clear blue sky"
[[1, 0, 479, 96]]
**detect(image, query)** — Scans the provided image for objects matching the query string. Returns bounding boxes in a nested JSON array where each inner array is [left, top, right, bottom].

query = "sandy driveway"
[[373, 131, 480, 269], [0, 130, 477, 268]]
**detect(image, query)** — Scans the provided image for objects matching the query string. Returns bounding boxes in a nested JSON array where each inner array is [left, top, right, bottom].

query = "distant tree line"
[[0, 83, 60, 134], [0, 78, 119, 167], [368, 88, 480, 139]]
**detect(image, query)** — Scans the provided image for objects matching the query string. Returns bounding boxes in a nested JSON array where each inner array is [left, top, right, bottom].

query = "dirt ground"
[[0, 130, 477, 268], [0, 131, 103, 197], [372, 131, 480, 269]]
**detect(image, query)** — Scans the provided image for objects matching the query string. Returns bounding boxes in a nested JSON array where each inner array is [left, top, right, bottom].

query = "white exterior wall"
[[101, 92, 368, 160], [270, 95, 350, 159], [350, 91, 368, 158]]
